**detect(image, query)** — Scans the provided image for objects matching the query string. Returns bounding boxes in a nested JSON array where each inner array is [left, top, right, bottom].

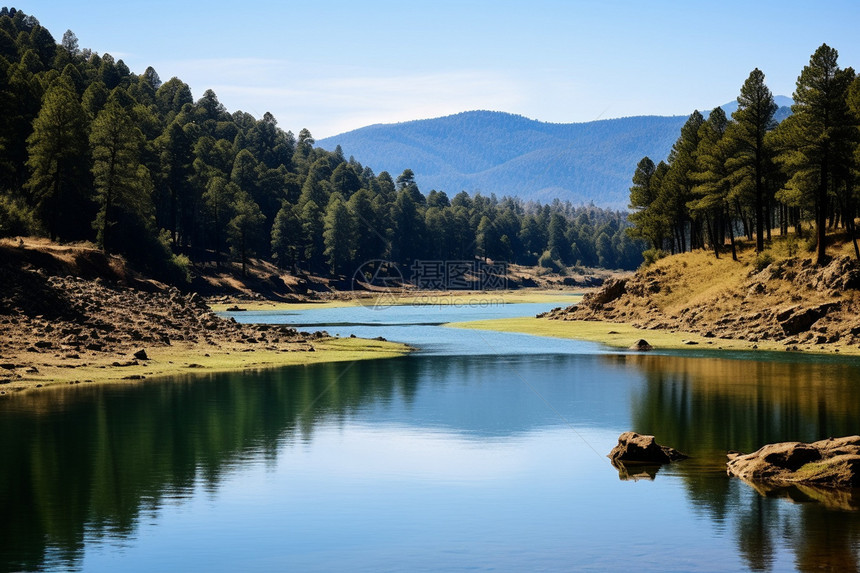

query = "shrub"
[[538, 250, 560, 271], [753, 251, 774, 272], [641, 248, 667, 268], [0, 194, 41, 237]]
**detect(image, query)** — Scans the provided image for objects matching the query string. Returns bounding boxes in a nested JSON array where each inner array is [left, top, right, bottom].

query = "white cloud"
[[150, 58, 526, 138]]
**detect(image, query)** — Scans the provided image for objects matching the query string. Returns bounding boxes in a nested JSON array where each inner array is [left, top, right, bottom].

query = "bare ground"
[[545, 238, 860, 352]]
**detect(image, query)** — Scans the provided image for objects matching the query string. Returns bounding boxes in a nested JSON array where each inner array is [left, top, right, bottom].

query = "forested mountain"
[[0, 8, 647, 281], [318, 105, 792, 209]]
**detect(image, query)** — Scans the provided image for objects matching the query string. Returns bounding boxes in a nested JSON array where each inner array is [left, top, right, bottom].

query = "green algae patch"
[[6, 337, 410, 395], [445, 317, 792, 353]]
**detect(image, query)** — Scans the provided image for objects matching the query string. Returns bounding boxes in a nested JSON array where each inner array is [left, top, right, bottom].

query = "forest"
[[0, 8, 646, 284], [628, 43, 860, 267]]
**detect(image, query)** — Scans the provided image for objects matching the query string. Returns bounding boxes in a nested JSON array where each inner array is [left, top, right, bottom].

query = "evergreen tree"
[[90, 99, 150, 253], [271, 201, 301, 269], [24, 77, 90, 240], [775, 44, 856, 265], [348, 187, 387, 264], [323, 193, 356, 275], [662, 111, 704, 252], [728, 69, 777, 253], [690, 107, 735, 259], [202, 176, 238, 267], [227, 191, 265, 276]]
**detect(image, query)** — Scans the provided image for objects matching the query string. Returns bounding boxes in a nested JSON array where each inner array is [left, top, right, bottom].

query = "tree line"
[[0, 8, 646, 283], [628, 43, 860, 266]]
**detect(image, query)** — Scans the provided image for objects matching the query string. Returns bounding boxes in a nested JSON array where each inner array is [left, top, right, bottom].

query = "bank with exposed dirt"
[[0, 239, 409, 395]]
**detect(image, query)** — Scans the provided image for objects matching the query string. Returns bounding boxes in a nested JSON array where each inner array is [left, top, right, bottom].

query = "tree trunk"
[[706, 213, 719, 259], [816, 157, 828, 266], [727, 216, 738, 262]]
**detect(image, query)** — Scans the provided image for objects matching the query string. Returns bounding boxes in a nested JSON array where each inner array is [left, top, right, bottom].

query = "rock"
[[727, 436, 860, 489], [629, 339, 653, 351], [682, 340, 699, 345], [608, 432, 688, 465], [583, 278, 627, 307], [133, 349, 149, 360], [779, 303, 839, 336]]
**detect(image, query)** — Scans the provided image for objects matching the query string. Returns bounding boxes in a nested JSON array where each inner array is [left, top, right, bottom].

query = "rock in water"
[[608, 432, 688, 464], [726, 436, 860, 489], [629, 339, 653, 351]]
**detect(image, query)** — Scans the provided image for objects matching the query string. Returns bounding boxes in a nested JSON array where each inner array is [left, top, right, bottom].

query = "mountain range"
[[318, 97, 793, 209]]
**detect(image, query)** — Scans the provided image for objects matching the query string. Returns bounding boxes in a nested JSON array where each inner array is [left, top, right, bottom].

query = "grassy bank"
[[2, 337, 411, 395], [447, 317, 858, 355]]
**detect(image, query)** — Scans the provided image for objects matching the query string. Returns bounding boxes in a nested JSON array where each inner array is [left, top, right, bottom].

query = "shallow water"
[[2, 303, 860, 572]]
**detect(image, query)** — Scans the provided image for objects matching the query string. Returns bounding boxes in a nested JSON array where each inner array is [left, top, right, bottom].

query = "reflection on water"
[[1, 350, 860, 571], [616, 353, 860, 572]]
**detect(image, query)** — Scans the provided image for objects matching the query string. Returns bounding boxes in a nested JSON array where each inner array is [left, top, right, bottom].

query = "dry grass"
[[3, 337, 411, 395]]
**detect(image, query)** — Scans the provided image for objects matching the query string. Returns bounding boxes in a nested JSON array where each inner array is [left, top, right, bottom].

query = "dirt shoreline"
[[522, 245, 860, 356], [0, 239, 590, 396], [0, 246, 410, 396], [447, 316, 860, 355]]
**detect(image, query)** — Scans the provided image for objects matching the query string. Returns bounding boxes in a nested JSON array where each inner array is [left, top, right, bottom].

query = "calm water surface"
[[2, 302, 860, 572]]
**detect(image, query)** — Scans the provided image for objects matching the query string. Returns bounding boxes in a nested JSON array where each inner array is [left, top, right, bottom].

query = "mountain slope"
[[319, 104, 792, 208]]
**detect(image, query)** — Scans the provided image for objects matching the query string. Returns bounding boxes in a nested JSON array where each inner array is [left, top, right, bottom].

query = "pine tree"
[[271, 201, 301, 269], [25, 77, 90, 240], [728, 69, 777, 253], [90, 99, 151, 252], [775, 44, 856, 265], [202, 176, 238, 267], [690, 107, 735, 259], [227, 191, 265, 276], [323, 193, 356, 275]]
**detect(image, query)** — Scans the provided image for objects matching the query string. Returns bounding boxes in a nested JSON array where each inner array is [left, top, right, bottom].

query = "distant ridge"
[[319, 101, 792, 209]]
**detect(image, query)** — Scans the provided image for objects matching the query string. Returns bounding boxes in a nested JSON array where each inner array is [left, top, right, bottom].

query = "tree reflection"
[[0, 357, 420, 572], [617, 352, 860, 572]]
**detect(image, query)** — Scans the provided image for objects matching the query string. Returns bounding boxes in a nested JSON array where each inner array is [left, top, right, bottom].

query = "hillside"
[[544, 234, 860, 353], [319, 104, 792, 208], [0, 238, 406, 393]]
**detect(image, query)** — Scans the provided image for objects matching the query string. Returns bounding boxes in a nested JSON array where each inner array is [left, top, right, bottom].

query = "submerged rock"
[[608, 432, 688, 465], [726, 435, 860, 489]]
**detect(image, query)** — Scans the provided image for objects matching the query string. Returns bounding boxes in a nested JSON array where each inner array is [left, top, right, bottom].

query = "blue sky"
[[22, 0, 860, 137]]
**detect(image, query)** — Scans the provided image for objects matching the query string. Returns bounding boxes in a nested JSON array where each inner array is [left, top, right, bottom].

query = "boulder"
[[629, 339, 653, 351], [778, 303, 839, 335], [608, 432, 688, 465], [582, 278, 627, 307], [727, 436, 860, 489], [133, 348, 149, 360]]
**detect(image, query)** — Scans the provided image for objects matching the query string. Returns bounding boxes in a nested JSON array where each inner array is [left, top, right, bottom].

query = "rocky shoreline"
[[0, 247, 349, 393], [543, 255, 860, 350]]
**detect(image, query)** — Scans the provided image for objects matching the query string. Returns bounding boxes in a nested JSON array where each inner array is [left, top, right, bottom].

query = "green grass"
[[10, 337, 411, 394], [446, 317, 794, 352]]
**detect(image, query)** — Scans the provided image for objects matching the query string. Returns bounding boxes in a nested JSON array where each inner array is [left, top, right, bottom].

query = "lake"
[[2, 301, 860, 572]]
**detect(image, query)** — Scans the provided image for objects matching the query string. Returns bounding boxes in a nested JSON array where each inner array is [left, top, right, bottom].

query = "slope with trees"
[[0, 8, 647, 284], [627, 43, 860, 267]]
